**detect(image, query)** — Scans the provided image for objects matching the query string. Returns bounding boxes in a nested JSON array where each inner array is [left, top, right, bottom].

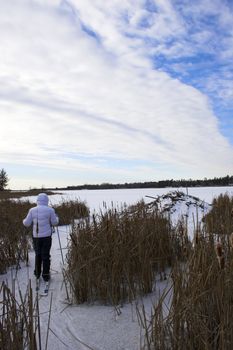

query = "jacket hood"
[[37, 193, 49, 206]]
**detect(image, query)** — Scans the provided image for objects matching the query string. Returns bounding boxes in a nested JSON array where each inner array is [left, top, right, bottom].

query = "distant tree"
[[0, 168, 9, 190]]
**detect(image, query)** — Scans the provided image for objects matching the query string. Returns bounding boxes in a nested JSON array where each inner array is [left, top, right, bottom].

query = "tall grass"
[[66, 201, 182, 305], [139, 234, 233, 349], [54, 199, 89, 225], [0, 281, 39, 350], [0, 200, 32, 273], [138, 194, 233, 349], [204, 193, 233, 235]]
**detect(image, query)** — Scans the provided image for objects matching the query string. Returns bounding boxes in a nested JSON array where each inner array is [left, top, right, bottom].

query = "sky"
[[0, 0, 233, 189]]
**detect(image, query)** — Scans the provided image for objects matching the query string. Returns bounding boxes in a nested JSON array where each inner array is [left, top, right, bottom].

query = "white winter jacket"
[[23, 193, 59, 238]]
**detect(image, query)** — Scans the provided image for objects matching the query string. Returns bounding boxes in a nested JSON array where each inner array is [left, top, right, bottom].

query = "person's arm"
[[23, 209, 33, 227], [50, 208, 59, 226]]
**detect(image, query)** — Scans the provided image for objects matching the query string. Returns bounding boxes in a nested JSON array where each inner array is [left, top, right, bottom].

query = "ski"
[[40, 281, 50, 296]]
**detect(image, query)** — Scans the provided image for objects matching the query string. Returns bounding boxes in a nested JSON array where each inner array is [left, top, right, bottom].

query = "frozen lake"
[[22, 186, 233, 213]]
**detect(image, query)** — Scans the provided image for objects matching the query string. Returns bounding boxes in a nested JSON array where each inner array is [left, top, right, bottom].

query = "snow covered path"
[[1, 225, 153, 350]]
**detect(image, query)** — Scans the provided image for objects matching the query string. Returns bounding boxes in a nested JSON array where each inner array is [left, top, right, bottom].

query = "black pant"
[[33, 236, 52, 281]]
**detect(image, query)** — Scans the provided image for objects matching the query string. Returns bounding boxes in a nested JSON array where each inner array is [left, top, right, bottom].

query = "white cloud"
[[0, 0, 232, 188]]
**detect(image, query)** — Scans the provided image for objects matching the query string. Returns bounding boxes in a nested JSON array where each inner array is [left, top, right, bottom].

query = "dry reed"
[[0, 199, 32, 273], [138, 194, 233, 349], [0, 281, 39, 350], [204, 193, 233, 236], [66, 201, 181, 305], [54, 199, 89, 225]]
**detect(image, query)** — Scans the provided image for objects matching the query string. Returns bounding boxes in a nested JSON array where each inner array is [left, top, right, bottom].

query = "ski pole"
[[56, 226, 65, 265], [56, 226, 70, 302]]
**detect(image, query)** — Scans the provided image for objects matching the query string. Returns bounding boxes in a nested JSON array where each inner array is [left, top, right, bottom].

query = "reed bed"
[[54, 199, 89, 226], [66, 201, 183, 305], [144, 236, 233, 349], [203, 193, 233, 235], [138, 210, 233, 349], [0, 281, 39, 350], [0, 199, 32, 273]]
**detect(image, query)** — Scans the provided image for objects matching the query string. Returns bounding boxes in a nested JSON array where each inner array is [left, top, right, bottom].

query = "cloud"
[[0, 0, 233, 188]]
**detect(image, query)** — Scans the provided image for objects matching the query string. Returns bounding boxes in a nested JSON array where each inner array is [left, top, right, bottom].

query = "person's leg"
[[33, 238, 42, 278], [41, 236, 52, 281]]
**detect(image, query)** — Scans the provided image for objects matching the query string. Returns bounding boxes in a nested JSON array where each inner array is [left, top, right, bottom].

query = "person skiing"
[[23, 193, 59, 283]]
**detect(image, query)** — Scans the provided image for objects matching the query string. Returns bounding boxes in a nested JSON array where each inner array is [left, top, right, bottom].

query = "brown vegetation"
[[66, 201, 183, 305], [54, 199, 89, 226], [0, 200, 32, 273], [0, 281, 40, 350], [203, 193, 233, 235], [138, 193, 233, 350]]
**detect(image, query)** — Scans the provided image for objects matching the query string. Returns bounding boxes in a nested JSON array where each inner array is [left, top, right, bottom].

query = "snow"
[[1, 186, 233, 349], [145, 190, 212, 238], [20, 186, 233, 213]]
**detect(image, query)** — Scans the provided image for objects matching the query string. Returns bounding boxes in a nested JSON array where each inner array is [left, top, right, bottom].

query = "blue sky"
[[0, 0, 233, 189]]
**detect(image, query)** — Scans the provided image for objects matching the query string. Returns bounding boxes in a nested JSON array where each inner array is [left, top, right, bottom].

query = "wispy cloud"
[[0, 0, 233, 188]]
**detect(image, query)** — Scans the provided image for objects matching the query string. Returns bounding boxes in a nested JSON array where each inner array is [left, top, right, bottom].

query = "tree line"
[[1, 168, 232, 191], [62, 175, 233, 190]]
